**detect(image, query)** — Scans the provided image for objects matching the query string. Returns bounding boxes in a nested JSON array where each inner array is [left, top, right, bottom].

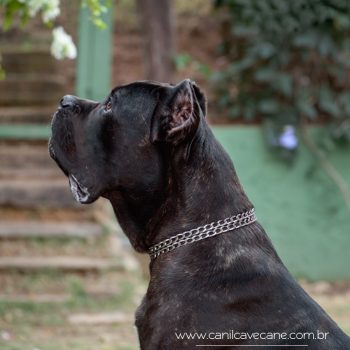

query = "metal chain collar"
[[149, 208, 257, 260]]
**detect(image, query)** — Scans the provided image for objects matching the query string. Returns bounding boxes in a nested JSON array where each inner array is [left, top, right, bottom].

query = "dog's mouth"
[[68, 174, 92, 204], [48, 141, 59, 163], [50, 111, 98, 205]]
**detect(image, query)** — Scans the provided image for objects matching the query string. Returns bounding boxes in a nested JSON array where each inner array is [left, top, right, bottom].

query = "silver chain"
[[149, 208, 257, 260]]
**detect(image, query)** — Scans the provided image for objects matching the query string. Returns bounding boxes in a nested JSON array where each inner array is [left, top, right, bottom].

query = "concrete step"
[[0, 75, 65, 106], [68, 311, 132, 325], [0, 167, 60, 179], [0, 144, 79, 208], [1, 49, 61, 76], [0, 221, 103, 239], [0, 294, 69, 303], [0, 256, 122, 272], [0, 289, 120, 303], [0, 144, 54, 168], [0, 124, 50, 141], [0, 106, 55, 124], [0, 178, 79, 208]]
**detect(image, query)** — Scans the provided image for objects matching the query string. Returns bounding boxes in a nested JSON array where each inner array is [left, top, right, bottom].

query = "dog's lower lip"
[[68, 174, 91, 203], [48, 142, 56, 159]]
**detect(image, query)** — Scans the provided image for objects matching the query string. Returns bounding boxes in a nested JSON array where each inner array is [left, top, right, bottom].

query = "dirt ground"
[[0, 269, 146, 350]]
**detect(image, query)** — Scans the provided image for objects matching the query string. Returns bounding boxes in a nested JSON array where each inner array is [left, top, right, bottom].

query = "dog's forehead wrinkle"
[[112, 81, 170, 99], [138, 113, 148, 128]]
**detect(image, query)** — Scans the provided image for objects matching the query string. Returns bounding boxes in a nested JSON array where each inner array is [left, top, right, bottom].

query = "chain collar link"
[[149, 208, 257, 260]]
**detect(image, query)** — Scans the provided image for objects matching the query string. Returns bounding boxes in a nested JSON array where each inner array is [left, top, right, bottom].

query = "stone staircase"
[[0, 48, 66, 125], [0, 140, 141, 313], [0, 47, 141, 307], [0, 143, 78, 208], [0, 138, 137, 287]]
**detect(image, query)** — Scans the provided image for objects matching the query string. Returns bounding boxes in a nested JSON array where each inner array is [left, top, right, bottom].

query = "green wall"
[[213, 126, 350, 281], [76, 6, 113, 101]]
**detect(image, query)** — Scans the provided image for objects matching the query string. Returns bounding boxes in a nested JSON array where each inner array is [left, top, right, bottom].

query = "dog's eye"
[[104, 99, 112, 112]]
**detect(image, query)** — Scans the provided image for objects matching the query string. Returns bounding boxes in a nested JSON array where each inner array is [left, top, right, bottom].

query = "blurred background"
[[0, 0, 349, 349]]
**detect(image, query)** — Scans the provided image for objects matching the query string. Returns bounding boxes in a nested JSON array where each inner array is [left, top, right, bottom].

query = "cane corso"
[[49, 79, 350, 349]]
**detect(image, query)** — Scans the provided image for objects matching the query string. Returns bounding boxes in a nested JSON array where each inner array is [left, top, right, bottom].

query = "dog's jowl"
[[49, 80, 350, 349]]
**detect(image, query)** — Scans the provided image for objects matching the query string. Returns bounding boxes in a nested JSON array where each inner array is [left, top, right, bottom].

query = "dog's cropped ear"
[[151, 79, 206, 146], [191, 81, 207, 118]]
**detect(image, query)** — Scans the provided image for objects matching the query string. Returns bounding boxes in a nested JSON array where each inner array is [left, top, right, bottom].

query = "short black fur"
[[50, 80, 350, 349]]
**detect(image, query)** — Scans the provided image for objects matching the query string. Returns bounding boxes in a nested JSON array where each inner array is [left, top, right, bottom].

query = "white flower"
[[24, 0, 60, 23], [27, 0, 45, 17], [42, 0, 60, 23], [279, 125, 298, 150], [51, 27, 77, 60]]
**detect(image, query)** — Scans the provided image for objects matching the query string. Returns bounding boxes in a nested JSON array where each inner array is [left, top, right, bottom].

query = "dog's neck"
[[107, 120, 252, 252]]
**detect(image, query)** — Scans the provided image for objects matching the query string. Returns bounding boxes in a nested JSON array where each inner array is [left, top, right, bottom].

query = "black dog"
[[49, 79, 350, 349]]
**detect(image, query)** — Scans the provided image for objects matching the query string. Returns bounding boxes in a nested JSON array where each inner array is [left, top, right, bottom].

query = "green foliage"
[[0, 0, 110, 63], [1, 0, 30, 30], [82, 0, 110, 29], [174, 53, 212, 78], [213, 0, 350, 146], [0, 0, 109, 31], [174, 53, 192, 70], [0, 54, 5, 80], [69, 278, 87, 300]]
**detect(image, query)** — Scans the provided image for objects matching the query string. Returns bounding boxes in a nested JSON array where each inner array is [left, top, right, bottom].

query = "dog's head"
[[49, 79, 207, 204]]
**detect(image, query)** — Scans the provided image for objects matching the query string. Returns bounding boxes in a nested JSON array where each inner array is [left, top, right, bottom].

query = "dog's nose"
[[60, 95, 77, 109]]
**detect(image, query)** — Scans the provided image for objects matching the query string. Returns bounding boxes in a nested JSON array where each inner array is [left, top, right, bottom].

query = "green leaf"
[[258, 99, 280, 114], [0, 66, 5, 81], [273, 73, 293, 97], [3, 11, 13, 30], [243, 104, 256, 120], [283, 16, 299, 33], [19, 9, 30, 27], [254, 68, 275, 82], [229, 106, 241, 119], [297, 99, 317, 119], [229, 57, 255, 73], [92, 18, 107, 29], [295, 86, 317, 119], [82, 0, 109, 28], [173, 54, 192, 71], [232, 24, 255, 37], [320, 136, 336, 152], [293, 31, 318, 48], [194, 63, 212, 77], [318, 35, 335, 57], [256, 42, 276, 59], [218, 92, 231, 108], [335, 14, 350, 30], [210, 71, 226, 85], [319, 86, 342, 118], [339, 91, 350, 116], [2, 0, 27, 30]]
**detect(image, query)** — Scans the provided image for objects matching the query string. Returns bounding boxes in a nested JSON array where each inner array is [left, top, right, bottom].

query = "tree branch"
[[300, 119, 350, 213]]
